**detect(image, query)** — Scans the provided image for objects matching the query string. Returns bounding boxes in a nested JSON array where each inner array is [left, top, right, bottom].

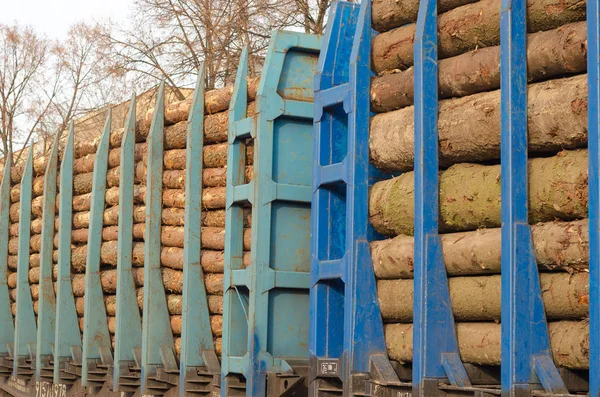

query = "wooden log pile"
[[370, 0, 591, 370]]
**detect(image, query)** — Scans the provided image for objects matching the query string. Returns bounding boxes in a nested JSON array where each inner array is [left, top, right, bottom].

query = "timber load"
[[369, 0, 591, 372], [5, 76, 259, 357]]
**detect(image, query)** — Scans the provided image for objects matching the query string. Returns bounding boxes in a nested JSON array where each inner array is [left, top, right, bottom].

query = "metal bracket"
[[499, 0, 568, 395]]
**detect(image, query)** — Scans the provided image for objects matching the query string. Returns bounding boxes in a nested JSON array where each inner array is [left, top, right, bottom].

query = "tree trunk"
[[371, 22, 587, 113], [70, 268, 222, 296], [372, 219, 589, 278], [69, 229, 251, 271], [369, 150, 588, 236], [372, 0, 477, 32], [385, 321, 589, 370], [370, 74, 587, 172], [203, 166, 253, 187], [371, 0, 587, 73], [379, 272, 588, 322]]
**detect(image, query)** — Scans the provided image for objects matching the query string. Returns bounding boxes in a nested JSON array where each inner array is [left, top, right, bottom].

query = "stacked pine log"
[[7, 150, 53, 319], [69, 78, 258, 355], [369, 0, 590, 370]]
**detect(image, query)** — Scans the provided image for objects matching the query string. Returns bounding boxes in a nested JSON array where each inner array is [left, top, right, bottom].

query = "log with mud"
[[372, 219, 589, 278], [371, 0, 587, 73], [371, 22, 587, 113], [369, 149, 588, 236], [385, 321, 589, 370], [370, 75, 587, 172], [70, 268, 223, 296], [378, 272, 588, 322]]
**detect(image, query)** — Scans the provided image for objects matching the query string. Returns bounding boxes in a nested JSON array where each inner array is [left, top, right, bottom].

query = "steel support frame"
[[0, 151, 12, 378], [310, 1, 400, 396], [499, 0, 568, 395], [113, 96, 144, 393], [222, 31, 320, 397], [13, 147, 36, 381], [412, 0, 471, 395], [176, 66, 222, 397], [82, 113, 115, 389]]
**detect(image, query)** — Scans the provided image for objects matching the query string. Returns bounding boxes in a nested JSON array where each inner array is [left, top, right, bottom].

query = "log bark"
[[71, 268, 222, 296], [372, 219, 589, 278], [385, 321, 589, 369], [203, 166, 253, 187], [378, 273, 588, 322], [371, 0, 587, 73], [370, 74, 588, 172], [69, 232, 250, 271], [369, 149, 589, 236], [74, 292, 216, 316], [72, 206, 185, 229], [372, 0, 477, 32], [371, 22, 587, 113], [140, 77, 259, 131]]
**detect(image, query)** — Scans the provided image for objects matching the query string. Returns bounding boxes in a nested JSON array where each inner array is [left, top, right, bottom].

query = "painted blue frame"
[[113, 96, 144, 392], [412, 0, 470, 393], [499, 0, 568, 394], [0, 152, 13, 369], [13, 147, 36, 379], [82, 114, 114, 388], [222, 31, 320, 397], [36, 130, 60, 382]]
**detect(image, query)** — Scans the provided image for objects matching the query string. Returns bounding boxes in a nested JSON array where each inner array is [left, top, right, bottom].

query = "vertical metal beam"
[[222, 47, 252, 396], [141, 81, 176, 393], [247, 31, 319, 397], [36, 130, 60, 381], [309, 3, 359, 395], [179, 65, 220, 396], [0, 153, 14, 357], [82, 114, 114, 387], [589, 0, 600, 393], [13, 147, 36, 377], [412, 0, 470, 394], [54, 123, 83, 384], [114, 97, 143, 391], [499, 0, 567, 394]]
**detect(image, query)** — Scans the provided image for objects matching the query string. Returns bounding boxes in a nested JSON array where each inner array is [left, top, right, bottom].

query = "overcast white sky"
[[0, 0, 134, 39]]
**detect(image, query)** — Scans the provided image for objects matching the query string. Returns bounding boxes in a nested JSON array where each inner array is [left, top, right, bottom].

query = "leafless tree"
[[101, 0, 338, 93]]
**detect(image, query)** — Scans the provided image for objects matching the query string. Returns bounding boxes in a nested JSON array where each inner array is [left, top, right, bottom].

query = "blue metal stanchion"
[[82, 115, 114, 388], [500, 0, 568, 394], [310, 1, 402, 395], [114, 96, 143, 392], [222, 31, 320, 397], [140, 81, 178, 394], [36, 131, 59, 383], [412, 0, 470, 394], [54, 123, 84, 387], [13, 147, 36, 379], [589, 0, 600, 392], [0, 152, 13, 378], [178, 66, 222, 397]]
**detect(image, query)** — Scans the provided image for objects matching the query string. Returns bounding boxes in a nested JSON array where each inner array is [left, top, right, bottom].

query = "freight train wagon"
[[0, 0, 599, 396]]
